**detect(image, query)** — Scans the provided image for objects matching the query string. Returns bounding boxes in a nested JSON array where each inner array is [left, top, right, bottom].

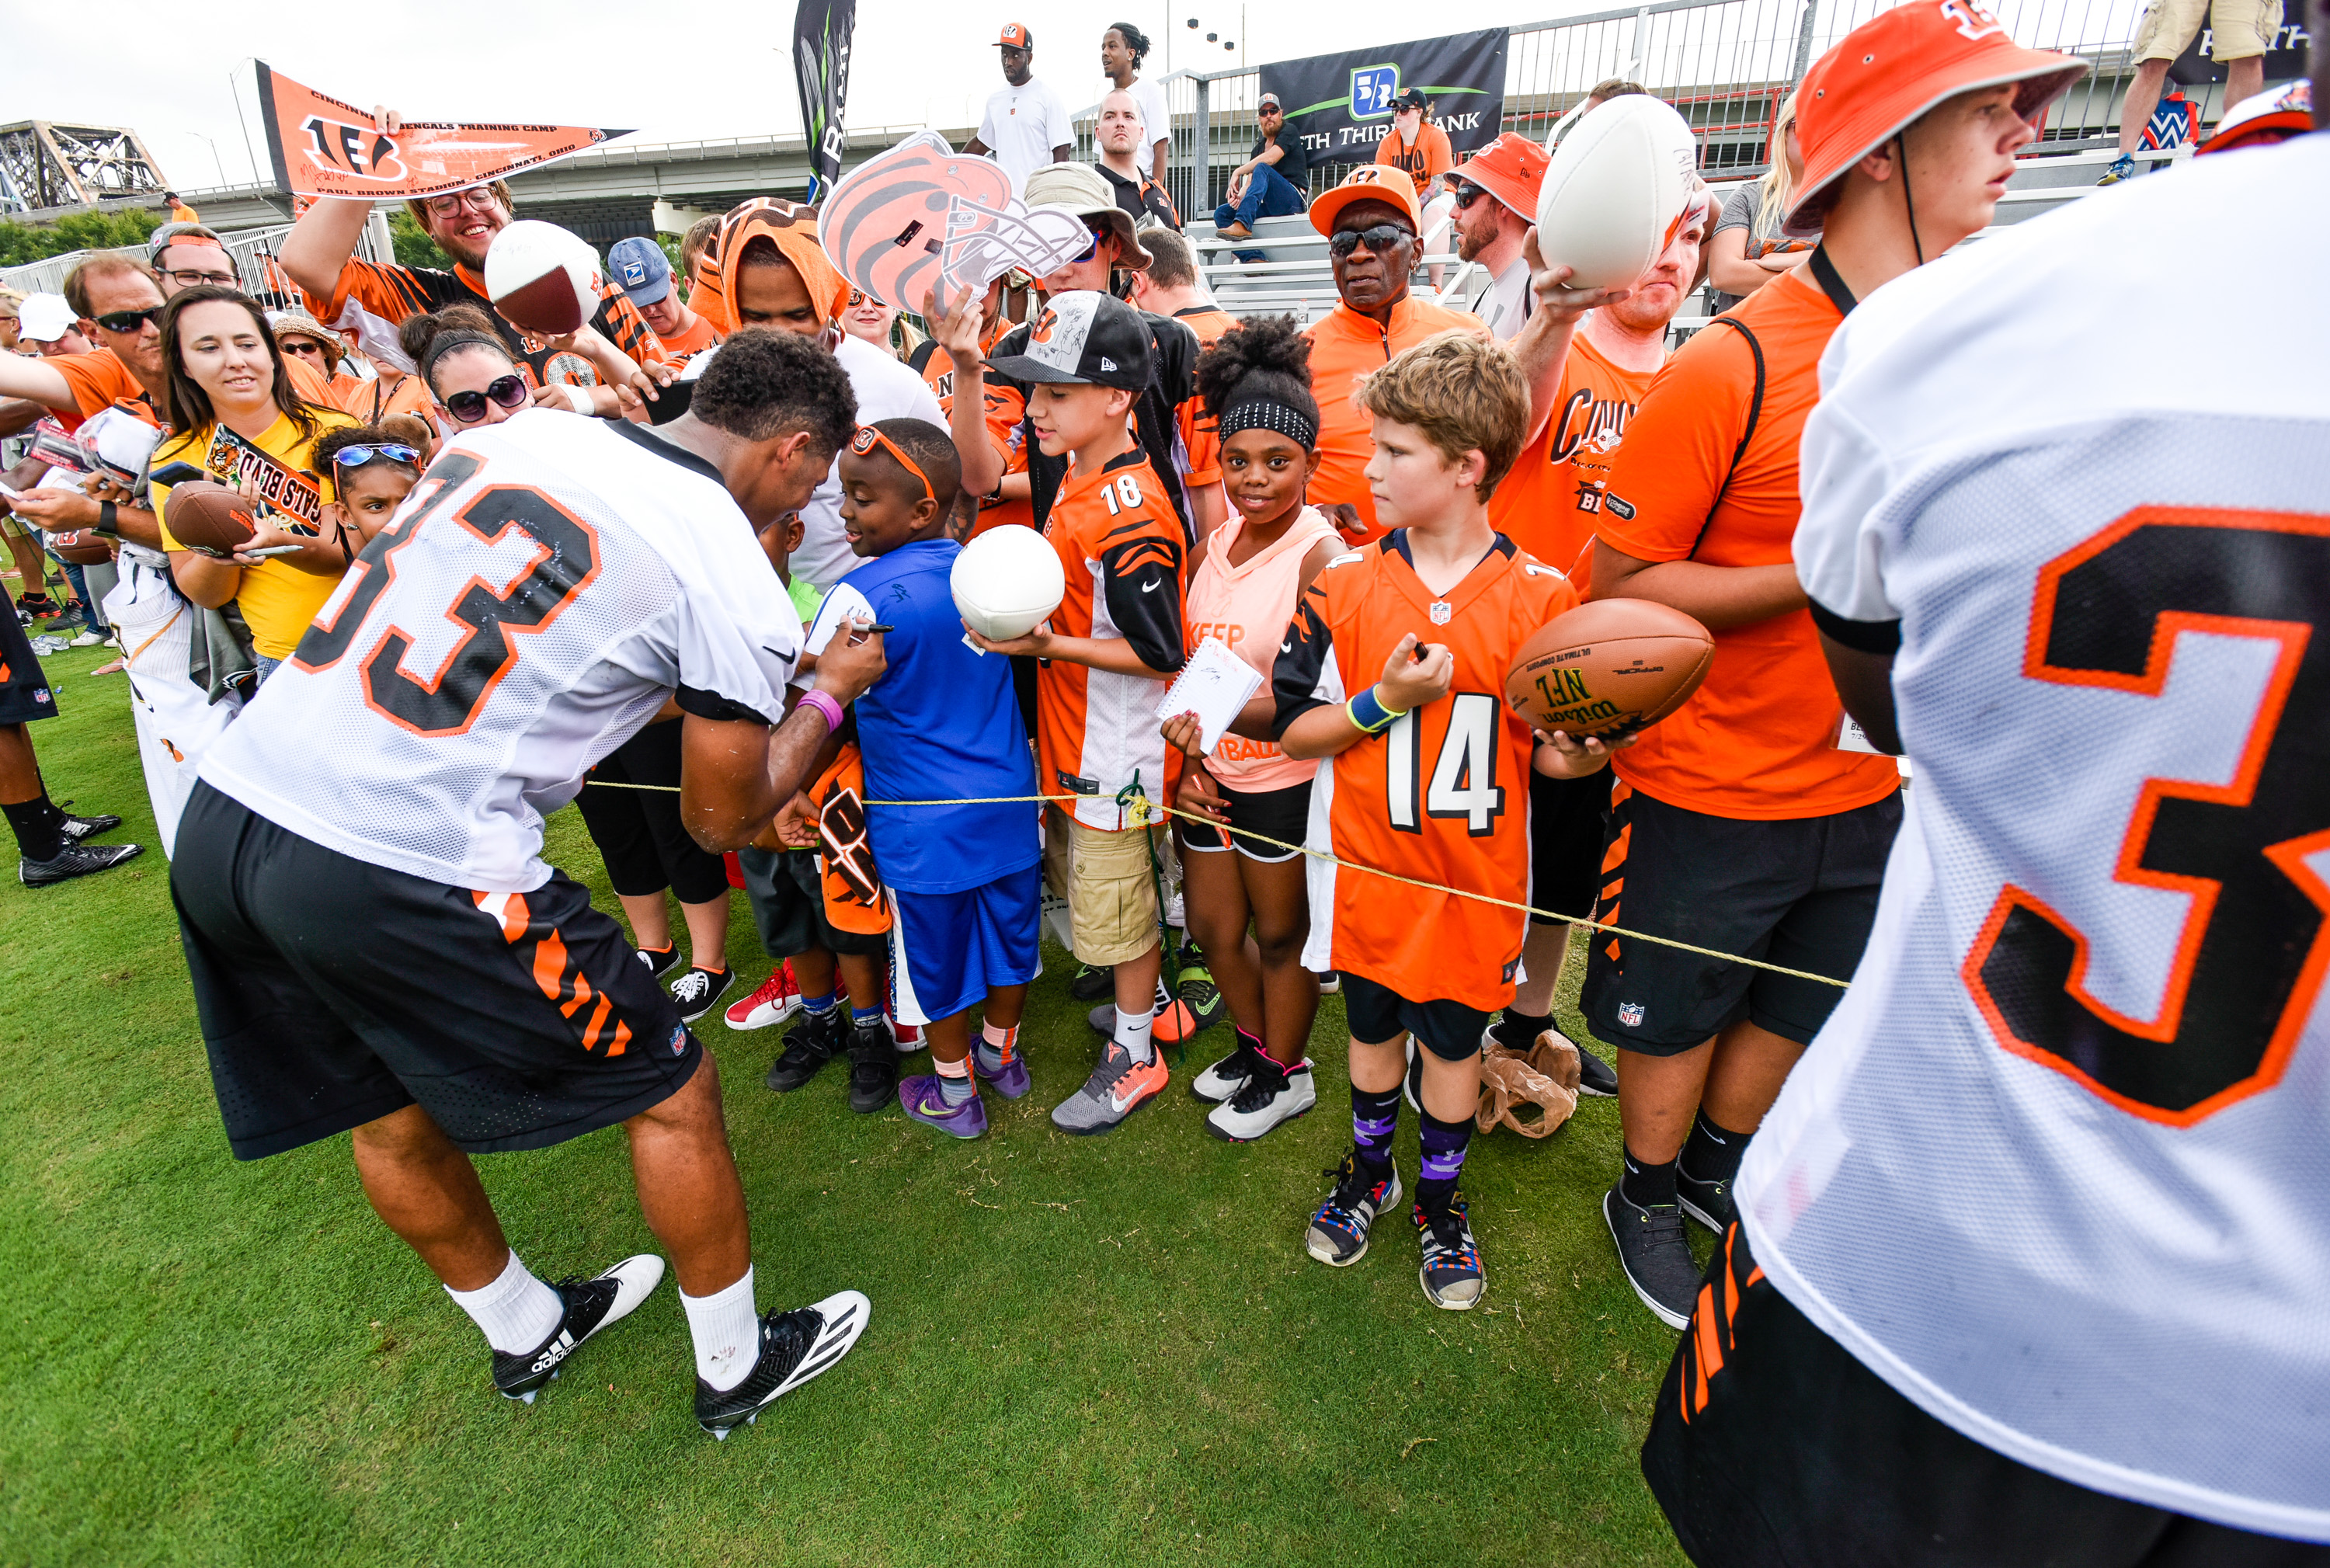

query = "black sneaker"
[[492, 1254, 666, 1403], [766, 1007, 847, 1093], [1305, 1150, 1401, 1267], [635, 944, 682, 981], [670, 966, 735, 1024], [696, 1289, 871, 1440], [1069, 963, 1115, 1002], [1676, 1163, 1735, 1233], [1604, 1186, 1701, 1330], [846, 1016, 896, 1113], [1415, 1188, 1485, 1310], [55, 805, 123, 844], [1576, 1042, 1619, 1097], [20, 841, 143, 888]]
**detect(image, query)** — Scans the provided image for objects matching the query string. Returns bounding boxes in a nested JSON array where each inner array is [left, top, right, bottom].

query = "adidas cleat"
[[493, 1253, 666, 1403], [697, 1290, 871, 1439]]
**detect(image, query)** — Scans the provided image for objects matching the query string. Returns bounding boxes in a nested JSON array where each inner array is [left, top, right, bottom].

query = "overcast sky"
[[14, 0, 1620, 192]]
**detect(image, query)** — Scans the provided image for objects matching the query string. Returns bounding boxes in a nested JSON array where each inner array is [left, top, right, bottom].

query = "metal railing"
[[1, 218, 387, 301], [1076, 0, 2147, 217]]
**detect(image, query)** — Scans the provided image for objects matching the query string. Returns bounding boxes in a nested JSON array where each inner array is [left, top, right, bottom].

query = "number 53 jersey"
[[1272, 532, 1577, 1012], [198, 412, 802, 895], [1772, 138, 2330, 1542]]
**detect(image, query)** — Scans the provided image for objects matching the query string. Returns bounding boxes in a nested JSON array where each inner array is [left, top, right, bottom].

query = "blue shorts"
[[888, 864, 1043, 1025]]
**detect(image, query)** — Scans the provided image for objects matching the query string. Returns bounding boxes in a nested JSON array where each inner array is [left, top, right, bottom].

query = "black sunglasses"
[[1450, 182, 1492, 210], [1327, 224, 1414, 259], [95, 306, 164, 334], [332, 443, 423, 471], [442, 374, 530, 423]]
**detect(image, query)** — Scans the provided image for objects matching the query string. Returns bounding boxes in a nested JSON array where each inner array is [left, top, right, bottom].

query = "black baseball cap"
[[1391, 88, 1428, 110], [988, 290, 1152, 390]]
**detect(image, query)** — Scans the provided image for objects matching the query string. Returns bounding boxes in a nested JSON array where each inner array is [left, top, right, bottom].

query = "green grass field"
[[0, 638, 1700, 1567]]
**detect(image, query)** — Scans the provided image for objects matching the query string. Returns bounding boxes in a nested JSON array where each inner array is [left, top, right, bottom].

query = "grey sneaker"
[[1048, 1042, 1169, 1135], [1605, 1186, 1701, 1329]]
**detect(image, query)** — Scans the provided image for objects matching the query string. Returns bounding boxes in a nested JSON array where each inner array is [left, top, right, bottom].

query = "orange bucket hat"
[[696, 197, 852, 335], [1454, 133, 1553, 221], [1784, 0, 2085, 237]]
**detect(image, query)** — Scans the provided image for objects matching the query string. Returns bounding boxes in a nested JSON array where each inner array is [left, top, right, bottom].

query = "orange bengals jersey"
[[916, 335, 1032, 539], [1038, 449, 1188, 829], [1171, 304, 1236, 502], [1271, 532, 1578, 1010]]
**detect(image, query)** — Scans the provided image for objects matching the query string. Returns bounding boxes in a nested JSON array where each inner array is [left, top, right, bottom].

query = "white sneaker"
[[69, 628, 105, 647], [1190, 1038, 1262, 1104], [1205, 1058, 1316, 1142]]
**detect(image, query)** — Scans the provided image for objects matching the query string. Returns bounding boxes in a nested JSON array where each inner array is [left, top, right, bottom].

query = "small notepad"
[[1156, 637, 1263, 756]]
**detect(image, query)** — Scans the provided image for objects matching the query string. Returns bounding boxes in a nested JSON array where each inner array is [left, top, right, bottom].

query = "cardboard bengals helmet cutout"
[[822, 131, 1091, 308]]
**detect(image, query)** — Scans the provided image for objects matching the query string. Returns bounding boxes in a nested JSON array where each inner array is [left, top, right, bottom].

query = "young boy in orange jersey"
[[1271, 331, 1627, 1309], [970, 290, 1188, 1135]]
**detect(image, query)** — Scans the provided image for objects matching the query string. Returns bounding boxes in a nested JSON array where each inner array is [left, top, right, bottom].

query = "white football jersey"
[[1765, 136, 2330, 1541], [200, 410, 802, 893], [787, 335, 945, 593]]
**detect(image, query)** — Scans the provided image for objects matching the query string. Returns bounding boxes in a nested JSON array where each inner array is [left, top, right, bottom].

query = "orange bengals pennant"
[[254, 62, 632, 202]]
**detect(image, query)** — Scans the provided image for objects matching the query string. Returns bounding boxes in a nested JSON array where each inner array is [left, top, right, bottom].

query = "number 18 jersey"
[[199, 412, 802, 894], [1272, 532, 1577, 1012], [1768, 138, 2330, 1542]]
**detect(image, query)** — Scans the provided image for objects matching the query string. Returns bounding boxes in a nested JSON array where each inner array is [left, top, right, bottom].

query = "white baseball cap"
[[19, 293, 76, 343]]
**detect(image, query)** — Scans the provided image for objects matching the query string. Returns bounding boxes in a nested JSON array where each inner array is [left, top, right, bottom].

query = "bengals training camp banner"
[[1257, 29, 1508, 166], [253, 63, 632, 202], [792, 0, 857, 200]]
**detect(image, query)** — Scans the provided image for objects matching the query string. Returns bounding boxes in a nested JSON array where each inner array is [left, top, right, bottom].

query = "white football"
[[482, 219, 602, 336], [1535, 95, 1699, 291], [951, 523, 1066, 642]]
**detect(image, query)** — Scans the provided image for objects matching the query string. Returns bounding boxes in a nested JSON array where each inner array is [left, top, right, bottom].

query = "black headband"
[[419, 329, 506, 382], [1219, 398, 1316, 450]]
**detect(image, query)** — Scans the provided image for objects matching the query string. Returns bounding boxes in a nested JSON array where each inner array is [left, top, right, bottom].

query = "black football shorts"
[[172, 781, 701, 1160], [1528, 767, 1614, 925], [0, 582, 60, 727]]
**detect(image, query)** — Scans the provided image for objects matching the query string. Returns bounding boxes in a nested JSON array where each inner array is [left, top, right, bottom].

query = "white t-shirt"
[[1771, 134, 2330, 1542], [977, 76, 1076, 196], [1123, 77, 1171, 177], [200, 410, 802, 893], [788, 333, 946, 593]]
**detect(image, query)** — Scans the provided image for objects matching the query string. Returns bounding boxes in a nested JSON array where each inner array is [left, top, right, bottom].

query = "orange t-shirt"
[[1172, 305, 1237, 501], [45, 348, 158, 433], [1303, 297, 1490, 543], [1270, 532, 1578, 1010], [328, 370, 434, 426], [1597, 267, 1899, 821], [1374, 123, 1455, 199], [1488, 333, 1658, 594], [654, 310, 722, 365]]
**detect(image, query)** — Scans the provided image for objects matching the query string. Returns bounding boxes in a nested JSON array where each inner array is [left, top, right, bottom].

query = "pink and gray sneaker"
[[898, 1074, 988, 1139]]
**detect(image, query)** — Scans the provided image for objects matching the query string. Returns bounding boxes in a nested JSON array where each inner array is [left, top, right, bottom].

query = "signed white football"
[[483, 219, 601, 336], [951, 523, 1066, 642], [1535, 95, 1699, 291]]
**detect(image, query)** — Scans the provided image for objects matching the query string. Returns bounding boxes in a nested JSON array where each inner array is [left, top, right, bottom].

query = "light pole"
[[184, 131, 228, 189], [226, 61, 263, 186]]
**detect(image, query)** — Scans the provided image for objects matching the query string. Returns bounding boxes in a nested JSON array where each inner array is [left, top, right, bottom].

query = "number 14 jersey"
[[1273, 532, 1577, 1012], [199, 412, 802, 895]]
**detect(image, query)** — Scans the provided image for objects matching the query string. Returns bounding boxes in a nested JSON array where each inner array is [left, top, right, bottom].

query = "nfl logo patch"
[[1617, 1002, 1645, 1028], [669, 1025, 688, 1055]]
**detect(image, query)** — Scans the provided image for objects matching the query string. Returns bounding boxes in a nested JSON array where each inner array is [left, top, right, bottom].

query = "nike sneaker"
[[696, 1290, 871, 1440], [1069, 962, 1115, 1002], [493, 1254, 666, 1404], [1415, 1190, 1485, 1310], [765, 1007, 847, 1092], [898, 1073, 988, 1139], [1306, 1151, 1401, 1267], [1205, 1055, 1314, 1142], [1605, 1185, 1701, 1330], [1190, 1038, 1262, 1104], [1676, 1163, 1735, 1234], [20, 840, 142, 888], [973, 1040, 1031, 1100], [2095, 153, 2136, 185], [725, 961, 802, 1031], [1049, 1041, 1169, 1135], [56, 807, 123, 845]]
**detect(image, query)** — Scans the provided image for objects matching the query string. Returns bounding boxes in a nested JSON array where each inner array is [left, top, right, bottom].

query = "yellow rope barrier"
[[580, 779, 1853, 989]]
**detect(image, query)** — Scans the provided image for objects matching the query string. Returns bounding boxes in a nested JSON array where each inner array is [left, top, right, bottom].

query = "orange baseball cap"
[[1455, 134, 1552, 220], [1308, 165, 1424, 238], [997, 22, 1031, 47], [1783, 0, 2086, 237]]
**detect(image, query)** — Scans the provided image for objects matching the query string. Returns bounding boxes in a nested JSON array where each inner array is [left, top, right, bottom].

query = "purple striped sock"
[[1351, 1082, 1401, 1176], [1417, 1109, 1473, 1205]]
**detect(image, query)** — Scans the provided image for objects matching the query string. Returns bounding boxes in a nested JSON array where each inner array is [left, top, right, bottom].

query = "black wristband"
[[94, 501, 119, 538]]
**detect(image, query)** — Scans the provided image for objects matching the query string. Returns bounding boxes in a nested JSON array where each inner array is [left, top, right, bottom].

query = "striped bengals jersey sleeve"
[[316, 259, 663, 383]]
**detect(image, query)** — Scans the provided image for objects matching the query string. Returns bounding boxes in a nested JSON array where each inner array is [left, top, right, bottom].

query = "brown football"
[[47, 530, 113, 565], [163, 480, 259, 557], [1505, 598, 1714, 740]]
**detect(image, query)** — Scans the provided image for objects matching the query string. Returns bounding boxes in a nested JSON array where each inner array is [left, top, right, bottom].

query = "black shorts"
[[571, 718, 732, 905], [1342, 972, 1491, 1062], [1645, 1225, 2330, 1568], [1581, 784, 1901, 1055], [1529, 767, 1613, 923], [0, 583, 59, 726], [1179, 777, 1310, 863], [170, 783, 701, 1161], [736, 843, 889, 961]]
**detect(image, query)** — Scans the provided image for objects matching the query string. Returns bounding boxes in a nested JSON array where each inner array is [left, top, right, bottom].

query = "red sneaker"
[[725, 961, 802, 1031]]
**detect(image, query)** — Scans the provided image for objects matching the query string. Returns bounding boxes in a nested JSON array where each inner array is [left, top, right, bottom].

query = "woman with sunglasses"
[[840, 290, 925, 363], [400, 305, 535, 432], [149, 285, 359, 686]]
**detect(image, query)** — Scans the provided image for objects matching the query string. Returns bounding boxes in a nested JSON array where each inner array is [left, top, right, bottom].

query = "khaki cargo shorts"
[[1044, 807, 1164, 967], [2134, 0, 2280, 60]]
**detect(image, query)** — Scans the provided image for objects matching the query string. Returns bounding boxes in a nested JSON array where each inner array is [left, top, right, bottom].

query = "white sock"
[[681, 1266, 761, 1392], [1115, 1004, 1155, 1066], [445, 1250, 564, 1355]]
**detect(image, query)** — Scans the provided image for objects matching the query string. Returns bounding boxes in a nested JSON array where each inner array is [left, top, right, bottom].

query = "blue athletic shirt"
[[805, 538, 1041, 893]]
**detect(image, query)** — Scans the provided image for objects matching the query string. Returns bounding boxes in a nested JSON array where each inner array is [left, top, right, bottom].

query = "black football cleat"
[[696, 1289, 870, 1440], [55, 805, 124, 844], [492, 1254, 666, 1404], [20, 841, 142, 888]]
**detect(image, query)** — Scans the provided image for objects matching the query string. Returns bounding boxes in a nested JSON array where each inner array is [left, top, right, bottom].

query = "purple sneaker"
[[974, 1048, 1031, 1100], [899, 1073, 988, 1139]]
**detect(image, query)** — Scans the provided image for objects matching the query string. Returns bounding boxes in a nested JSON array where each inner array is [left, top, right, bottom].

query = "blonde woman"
[[1706, 91, 1817, 312]]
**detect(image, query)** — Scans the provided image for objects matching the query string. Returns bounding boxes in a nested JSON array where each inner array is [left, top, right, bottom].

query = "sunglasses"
[[332, 443, 422, 471], [1327, 224, 1414, 259], [1069, 221, 1112, 265], [423, 189, 503, 220], [95, 306, 164, 334], [280, 338, 325, 356], [441, 374, 530, 423], [847, 426, 932, 502], [1450, 182, 1492, 210]]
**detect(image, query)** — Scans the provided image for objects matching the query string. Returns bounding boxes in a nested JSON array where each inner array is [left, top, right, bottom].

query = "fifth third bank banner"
[[1258, 29, 1508, 166]]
